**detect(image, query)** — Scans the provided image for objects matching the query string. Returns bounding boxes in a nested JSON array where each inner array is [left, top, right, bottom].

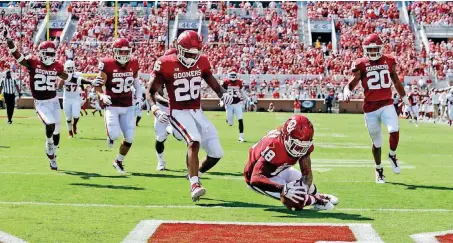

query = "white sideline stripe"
[[122, 220, 384, 243], [0, 231, 29, 243], [0, 201, 452, 213], [411, 230, 453, 243]]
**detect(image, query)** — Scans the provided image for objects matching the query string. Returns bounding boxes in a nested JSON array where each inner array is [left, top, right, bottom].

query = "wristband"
[[8, 44, 17, 54]]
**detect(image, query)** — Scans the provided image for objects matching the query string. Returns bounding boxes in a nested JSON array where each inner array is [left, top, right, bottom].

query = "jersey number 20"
[[367, 70, 391, 90], [174, 77, 201, 101]]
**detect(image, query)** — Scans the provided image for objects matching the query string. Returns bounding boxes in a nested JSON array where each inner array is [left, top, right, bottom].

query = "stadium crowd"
[[0, 1, 451, 101]]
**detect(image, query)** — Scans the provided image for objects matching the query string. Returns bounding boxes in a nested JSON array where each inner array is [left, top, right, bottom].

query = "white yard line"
[[0, 231, 29, 243], [0, 201, 451, 213]]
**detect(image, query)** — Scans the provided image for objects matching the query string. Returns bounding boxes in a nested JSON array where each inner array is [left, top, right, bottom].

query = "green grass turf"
[[0, 110, 452, 243]]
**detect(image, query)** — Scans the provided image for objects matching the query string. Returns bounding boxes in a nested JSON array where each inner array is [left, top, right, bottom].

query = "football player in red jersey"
[[94, 38, 142, 175], [244, 115, 338, 210], [146, 30, 234, 201], [152, 45, 184, 171], [343, 33, 410, 183], [221, 68, 249, 142], [2, 26, 98, 170], [408, 86, 421, 127]]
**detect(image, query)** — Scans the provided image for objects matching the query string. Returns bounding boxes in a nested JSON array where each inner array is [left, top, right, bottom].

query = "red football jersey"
[[27, 55, 64, 100], [99, 57, 140, 107], [153, 54, 212, 110], [222, 79, 243, 104], [352, 54, 396, 113], [408, 92, 421, 106], [244, 130, 314, 192]]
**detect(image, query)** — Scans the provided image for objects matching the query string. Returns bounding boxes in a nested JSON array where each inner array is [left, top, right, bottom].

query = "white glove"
[[282, 182, 307, 204], [402, 96, 410, 106], [219, 100, 224, 107], [221, 92, 234, 105], [155, 109, 169, 123], [99, 94, 112, 106], [343, 86, 352, 102], [92, 77, 104, 87]]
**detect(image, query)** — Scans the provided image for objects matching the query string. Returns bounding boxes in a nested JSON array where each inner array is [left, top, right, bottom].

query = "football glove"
[[92, 77, 104, 87], [402, 96, 410, 106], [99, 94, 112, 106], [155, 109, 169, 123], [282, 182, 307, 204], [221, 92, 234, 105], [218, 100, 224, 107], [343, 85, 352, 102]]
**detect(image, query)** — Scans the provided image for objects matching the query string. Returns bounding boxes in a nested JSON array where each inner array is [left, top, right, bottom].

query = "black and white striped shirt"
[[0, 72, 18, 95]]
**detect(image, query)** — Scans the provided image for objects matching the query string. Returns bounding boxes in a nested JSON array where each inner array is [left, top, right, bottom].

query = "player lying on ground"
[[244, 114, 338, 210], [94, 38, 142, 175], [344, 33, 409, 184], [221, 68, 249, 142], [2, 26, 99, 170], [146, 30, 234, 201]]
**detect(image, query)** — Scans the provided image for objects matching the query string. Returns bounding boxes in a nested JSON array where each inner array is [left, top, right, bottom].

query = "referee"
[[0, 70, 21, 124]]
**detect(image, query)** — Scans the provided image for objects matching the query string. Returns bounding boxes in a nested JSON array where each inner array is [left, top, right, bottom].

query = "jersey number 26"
[[174, 77, 201, 102]]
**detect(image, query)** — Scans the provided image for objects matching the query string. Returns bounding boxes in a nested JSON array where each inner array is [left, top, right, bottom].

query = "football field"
[[0, 110, 452, 243]]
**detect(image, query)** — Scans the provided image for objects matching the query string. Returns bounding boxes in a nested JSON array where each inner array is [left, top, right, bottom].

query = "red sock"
[[389, 132, 399, 151]]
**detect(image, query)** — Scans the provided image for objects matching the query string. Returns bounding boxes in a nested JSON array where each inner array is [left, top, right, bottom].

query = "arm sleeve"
[[201, 56, 213, 78], [250, 158, 284, 193], [351, 59, 360, 73]]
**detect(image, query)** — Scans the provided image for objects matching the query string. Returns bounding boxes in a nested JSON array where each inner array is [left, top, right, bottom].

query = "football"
[[280, 192, 304, 211], [280, 180, 307, 211]]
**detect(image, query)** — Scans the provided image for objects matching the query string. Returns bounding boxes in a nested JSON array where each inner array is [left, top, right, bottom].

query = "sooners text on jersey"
[[154, 54, 212, 110], [99, 57, 140, 107], [352, 54, 396, 113], [223, 79, 243, 104], [27, 55, 64, 100], [244, 130, 314, 186]]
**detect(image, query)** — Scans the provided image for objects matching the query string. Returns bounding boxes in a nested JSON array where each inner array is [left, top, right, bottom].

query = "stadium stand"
[[0, 1, 450, 100]]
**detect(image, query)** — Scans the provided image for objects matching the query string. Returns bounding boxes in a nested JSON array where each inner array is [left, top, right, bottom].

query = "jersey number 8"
[[367, 70, 391, 90]]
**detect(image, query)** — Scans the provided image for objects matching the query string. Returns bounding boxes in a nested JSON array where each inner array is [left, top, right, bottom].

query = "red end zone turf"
[[436, 233, 453, 243], [148, 223, 356, 243]]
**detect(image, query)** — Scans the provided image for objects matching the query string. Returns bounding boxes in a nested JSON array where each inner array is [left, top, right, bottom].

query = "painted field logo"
[[411, 230, 453, 243], [122, 220, 384, 243]]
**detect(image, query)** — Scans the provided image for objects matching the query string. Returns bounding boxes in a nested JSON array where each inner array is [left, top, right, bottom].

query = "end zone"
[[411, 230, 453, 243], [122, 220, 384, 243]]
